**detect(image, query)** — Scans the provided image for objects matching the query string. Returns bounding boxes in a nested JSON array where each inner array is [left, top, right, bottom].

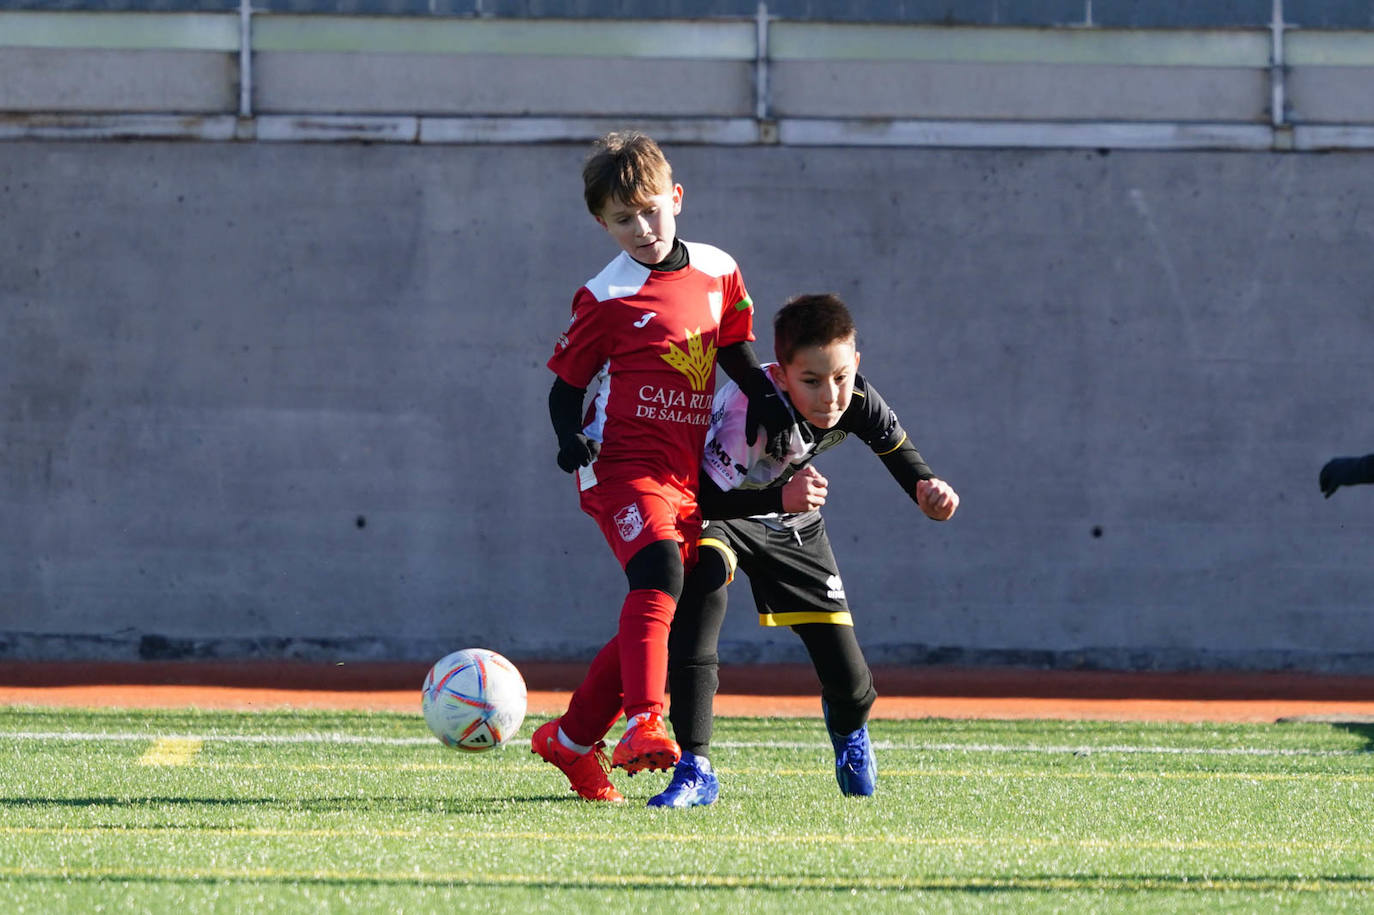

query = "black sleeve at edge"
[[548, 377, 587, 441]]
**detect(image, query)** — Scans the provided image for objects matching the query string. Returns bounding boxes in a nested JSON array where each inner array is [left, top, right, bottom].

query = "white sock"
[[627, 711, 653, 729], [556, 726, 592, 756]]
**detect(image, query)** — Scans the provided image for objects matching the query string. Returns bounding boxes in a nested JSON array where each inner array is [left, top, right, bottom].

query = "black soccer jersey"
[[699, 368, 934, 528]]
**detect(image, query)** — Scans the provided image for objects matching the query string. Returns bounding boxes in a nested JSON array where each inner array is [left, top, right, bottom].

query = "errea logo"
[[825, 574, 846, 601]]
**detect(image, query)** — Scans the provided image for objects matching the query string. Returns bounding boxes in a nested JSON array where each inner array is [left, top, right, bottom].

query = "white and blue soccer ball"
[[421, 648, 527, 752]]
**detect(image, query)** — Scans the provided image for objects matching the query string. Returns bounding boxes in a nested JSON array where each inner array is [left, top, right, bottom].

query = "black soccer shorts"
[[698, 515, 852, 627]]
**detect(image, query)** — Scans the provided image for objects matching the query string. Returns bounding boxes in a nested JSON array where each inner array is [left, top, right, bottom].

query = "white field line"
[[0, 731, 1370, 757]]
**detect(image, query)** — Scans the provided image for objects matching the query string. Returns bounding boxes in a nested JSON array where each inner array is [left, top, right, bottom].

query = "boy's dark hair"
[[773, 293, 857, 364], [582, 132, 674, 217]]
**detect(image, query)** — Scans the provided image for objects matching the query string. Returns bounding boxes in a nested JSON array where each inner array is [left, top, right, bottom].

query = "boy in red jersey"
[[535, 132, 792, 802]]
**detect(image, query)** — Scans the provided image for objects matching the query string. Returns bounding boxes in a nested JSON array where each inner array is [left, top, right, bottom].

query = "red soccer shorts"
[[579, 476, 701, 570]]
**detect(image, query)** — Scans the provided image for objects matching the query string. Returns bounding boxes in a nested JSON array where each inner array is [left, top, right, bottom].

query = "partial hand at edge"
[[916, 478, 959, 521]]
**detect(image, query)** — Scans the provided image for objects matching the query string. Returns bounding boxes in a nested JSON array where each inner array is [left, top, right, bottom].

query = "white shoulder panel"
[[682, 241, 738, 279], [584, 252, 651, 302]]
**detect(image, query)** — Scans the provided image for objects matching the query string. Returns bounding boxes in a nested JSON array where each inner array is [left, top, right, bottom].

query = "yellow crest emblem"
[[660, 328, 716, 392]]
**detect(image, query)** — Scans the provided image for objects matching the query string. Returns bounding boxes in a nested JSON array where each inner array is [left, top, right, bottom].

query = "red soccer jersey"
[[547, 240, 755, 491]]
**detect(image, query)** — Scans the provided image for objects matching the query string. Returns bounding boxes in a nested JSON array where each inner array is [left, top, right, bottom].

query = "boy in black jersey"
[[648, 293, 959, 807]]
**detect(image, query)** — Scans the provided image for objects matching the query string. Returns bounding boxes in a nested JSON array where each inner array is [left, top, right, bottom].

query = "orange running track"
[[4, 661, 1374, 722]]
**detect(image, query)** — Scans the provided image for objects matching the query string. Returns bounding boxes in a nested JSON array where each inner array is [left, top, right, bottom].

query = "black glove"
[[556, 433, 600, 473], [717, 343, 794, 460], [744, 382, 794, 461], [1320, 456, 1365, 498]]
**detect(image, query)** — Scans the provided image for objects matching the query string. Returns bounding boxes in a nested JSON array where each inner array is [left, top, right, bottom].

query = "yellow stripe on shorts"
[[759, 610, 854, 628]]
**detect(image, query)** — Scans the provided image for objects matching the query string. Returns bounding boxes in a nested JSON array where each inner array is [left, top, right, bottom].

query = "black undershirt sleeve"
[[715, 340, 768, 392], [548, 377, 587, 441], [697, 474, 784, 521], [1353, 454, 1374, 485]]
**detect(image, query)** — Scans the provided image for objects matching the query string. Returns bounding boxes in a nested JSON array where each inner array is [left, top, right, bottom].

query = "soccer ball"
[[421, 648, 527, 752]]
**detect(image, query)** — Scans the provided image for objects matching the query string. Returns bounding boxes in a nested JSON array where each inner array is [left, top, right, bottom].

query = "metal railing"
[[3, 0, 1374, 149]]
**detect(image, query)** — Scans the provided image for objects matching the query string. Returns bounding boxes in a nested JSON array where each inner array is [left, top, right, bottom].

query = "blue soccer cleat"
[[824, 703, 877, 797], [646, 752, 719, 808]]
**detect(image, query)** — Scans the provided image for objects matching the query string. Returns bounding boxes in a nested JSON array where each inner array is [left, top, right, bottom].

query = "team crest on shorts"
[[614, 503, 645, 542]]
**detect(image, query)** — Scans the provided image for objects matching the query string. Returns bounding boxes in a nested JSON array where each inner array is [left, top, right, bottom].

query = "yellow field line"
[[0, 864, 1369, 893], [136, 738, 203, 767], [867, 767, 1374, 784], [707, 765, 1374, 784], [4, 825, 1374, 854]]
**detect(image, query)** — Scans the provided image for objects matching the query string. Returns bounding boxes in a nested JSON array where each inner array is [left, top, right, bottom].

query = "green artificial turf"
[[2, 707, 1372, 913]]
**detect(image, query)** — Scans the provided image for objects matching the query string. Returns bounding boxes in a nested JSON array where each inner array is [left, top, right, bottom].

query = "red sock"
[[618, 588, 676, 718], [559, 637, 624, 748]]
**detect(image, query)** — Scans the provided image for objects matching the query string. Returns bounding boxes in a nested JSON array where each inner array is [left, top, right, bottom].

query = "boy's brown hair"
[[582, 131, 675, 217], [773, 293, 857, 365]]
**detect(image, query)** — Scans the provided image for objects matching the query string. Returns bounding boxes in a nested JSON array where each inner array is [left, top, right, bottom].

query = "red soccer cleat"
[[611, 712, 680, 775], [531, 718, 624, 803]]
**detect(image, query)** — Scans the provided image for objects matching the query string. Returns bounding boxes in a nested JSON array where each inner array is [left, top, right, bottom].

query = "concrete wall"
[[3, 141, 1372, 671]]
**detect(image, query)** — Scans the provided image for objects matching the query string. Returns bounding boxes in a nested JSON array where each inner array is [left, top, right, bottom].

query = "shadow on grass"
[[5, 870, 1374, 893], [1331, 722, 1374, 751]]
